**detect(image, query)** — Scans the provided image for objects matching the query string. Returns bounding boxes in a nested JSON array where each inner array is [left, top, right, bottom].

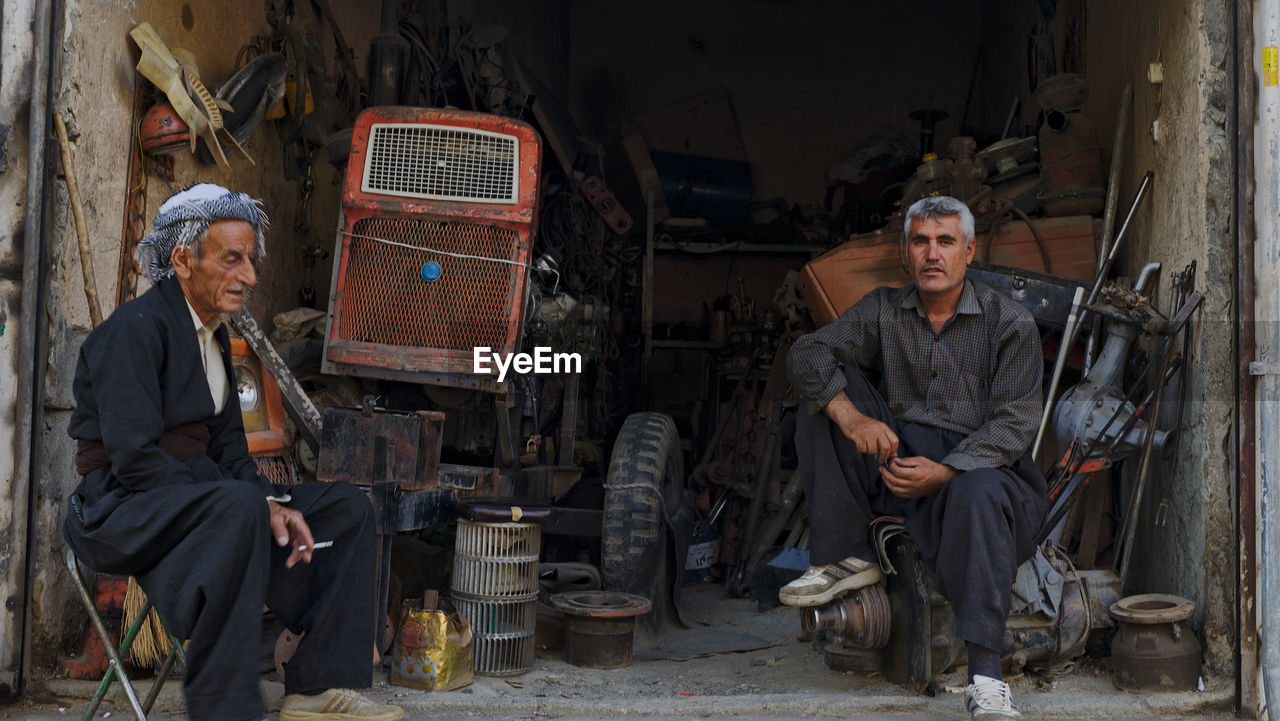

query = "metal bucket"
[[451, 520, 540, 675]]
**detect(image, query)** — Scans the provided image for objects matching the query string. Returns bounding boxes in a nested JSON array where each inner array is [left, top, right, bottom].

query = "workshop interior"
[[3, 0, 1277, 717]]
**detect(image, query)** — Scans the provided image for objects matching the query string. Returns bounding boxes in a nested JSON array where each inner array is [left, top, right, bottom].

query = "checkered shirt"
[[788, 278, 1043, 471]]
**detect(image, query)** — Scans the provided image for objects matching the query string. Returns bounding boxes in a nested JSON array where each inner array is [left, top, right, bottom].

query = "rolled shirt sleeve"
[[787, 290, 885, 415]]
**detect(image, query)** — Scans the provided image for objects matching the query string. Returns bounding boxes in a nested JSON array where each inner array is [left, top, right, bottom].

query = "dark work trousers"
[[798, 365, 1047, 651], [64, 481, 376, 721]]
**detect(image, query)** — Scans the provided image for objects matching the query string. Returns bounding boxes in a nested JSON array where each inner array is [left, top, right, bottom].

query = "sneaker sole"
[[279, 709, 404, 721], [777, 567, 883, 606]]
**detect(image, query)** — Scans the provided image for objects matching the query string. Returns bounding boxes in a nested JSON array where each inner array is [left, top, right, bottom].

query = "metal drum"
[[451, 520, 540, 676]]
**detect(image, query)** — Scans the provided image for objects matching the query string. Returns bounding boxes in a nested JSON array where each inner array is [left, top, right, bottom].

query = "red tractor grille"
[[336, 216, 524, 352]]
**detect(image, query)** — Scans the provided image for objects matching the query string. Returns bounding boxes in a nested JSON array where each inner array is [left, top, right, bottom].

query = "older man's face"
[[173, 219, 257, 323], [906, 214, 975, 300]]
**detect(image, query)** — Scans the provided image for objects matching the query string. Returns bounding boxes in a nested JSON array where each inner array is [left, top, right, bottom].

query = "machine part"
[[976, 136, 1037, 176], [324, 107, 541, 386], [802, 584, 892, 650], [550, 591, 651, 669], [214, 52, 286, 146], [579, 175, 633, 234], [539, 563, 602, 595], [229, 310, 322, 453], [138, 103, 191, 155], [601, 412, 689, 636], [822, 645, 881, 672], [1033, 73, 1089, 113], [1109, 594, 1202, 691], [909, 108, 949, 156], [948, 137, 987, 204], [1086, 83, 1134, 373], [871, 536, 1118, 689], [368, 0, 407, 106], [1060, 169, 1153, 380], [1033, 286, 1085, 461], [451, 520, 541, 676], [1051, 321, 1173, 464], [1038, 111, 1105, 216]]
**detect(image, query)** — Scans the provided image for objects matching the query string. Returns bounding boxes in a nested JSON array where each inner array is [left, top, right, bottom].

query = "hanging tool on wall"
[[129, 22, 253, 175]]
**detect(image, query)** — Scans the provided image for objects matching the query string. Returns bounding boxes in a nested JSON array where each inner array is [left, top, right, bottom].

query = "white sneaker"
[[965, 674, 1021, 720], [777, 555, 883, 606]]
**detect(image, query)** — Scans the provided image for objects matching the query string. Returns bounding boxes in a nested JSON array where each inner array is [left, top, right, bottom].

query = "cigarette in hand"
[[297, 540, 334, 551]]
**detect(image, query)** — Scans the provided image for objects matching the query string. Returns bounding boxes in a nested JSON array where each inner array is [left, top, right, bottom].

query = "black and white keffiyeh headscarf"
[[134, 183, 268, 282]]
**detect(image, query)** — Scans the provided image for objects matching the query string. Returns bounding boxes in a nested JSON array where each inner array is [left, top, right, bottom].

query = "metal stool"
[[65, 549, 185, 721]]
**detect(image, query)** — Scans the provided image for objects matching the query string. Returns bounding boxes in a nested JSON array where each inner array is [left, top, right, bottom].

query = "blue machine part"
[[420, 260, 442, 282], [650, 151, 752, 228]]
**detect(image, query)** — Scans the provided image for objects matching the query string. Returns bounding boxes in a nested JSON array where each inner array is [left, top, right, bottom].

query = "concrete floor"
[[11, 584, 1236, 720]]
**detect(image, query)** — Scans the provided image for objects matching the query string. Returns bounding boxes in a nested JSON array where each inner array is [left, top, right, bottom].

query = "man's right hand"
[[824, 391, 899, 463], [268, 500, 315, 569]]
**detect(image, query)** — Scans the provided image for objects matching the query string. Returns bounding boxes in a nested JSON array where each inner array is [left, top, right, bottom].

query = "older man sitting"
[[63, 184, 402, 721]]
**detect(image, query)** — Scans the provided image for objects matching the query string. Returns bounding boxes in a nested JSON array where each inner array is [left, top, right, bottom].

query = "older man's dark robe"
[[64, 277, 375, 721]]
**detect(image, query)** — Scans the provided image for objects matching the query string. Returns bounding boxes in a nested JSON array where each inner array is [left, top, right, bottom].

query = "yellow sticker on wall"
[[1264, 46, 1279, 87]]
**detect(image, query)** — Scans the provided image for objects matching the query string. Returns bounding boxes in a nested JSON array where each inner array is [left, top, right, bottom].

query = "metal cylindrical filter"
[[451, 593, 536, 676], [451, 521, 541, 675], [452, 521, 540, 597]]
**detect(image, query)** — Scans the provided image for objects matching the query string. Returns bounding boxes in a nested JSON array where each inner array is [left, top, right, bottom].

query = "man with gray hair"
[[63, 184, 402, 721], [782, 196, 1046, 720]]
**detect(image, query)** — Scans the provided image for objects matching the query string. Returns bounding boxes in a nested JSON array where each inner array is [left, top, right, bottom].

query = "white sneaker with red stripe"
[[777, 555, 883, 606], [279, 688, 404, 721]]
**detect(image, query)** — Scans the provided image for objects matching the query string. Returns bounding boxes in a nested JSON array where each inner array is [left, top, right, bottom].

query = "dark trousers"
[[797, 366, 1047, 650], [65, 481, 375, 721]]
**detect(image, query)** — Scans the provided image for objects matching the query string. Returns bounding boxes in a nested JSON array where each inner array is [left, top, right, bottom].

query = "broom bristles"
[[122, 576, 173, 667]]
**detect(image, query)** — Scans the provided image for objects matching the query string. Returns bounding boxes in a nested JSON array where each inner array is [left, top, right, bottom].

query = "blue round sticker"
[[420, 261, 442, 282]]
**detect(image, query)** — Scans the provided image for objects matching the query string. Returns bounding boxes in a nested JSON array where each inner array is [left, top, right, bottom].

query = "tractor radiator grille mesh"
[[336, 217, 521, 351], [362, 124, 518, 203]]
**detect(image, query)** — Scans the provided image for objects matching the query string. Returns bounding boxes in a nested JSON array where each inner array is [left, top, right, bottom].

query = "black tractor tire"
[[601, 412, 686, 635]]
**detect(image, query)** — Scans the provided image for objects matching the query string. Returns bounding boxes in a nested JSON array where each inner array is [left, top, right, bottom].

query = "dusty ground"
[[11, 584, 1235, 720]]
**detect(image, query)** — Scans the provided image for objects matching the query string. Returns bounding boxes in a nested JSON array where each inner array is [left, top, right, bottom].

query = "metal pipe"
[[1033, 287, 1084, 461], [1063, 171, 1154, 367], [8, 0, 54, 693], [1253, 0, 1280, 717], [1085, 86, 1134, 376], [1099, 83, 1133, 270], [1134, 261, 1163, 294]]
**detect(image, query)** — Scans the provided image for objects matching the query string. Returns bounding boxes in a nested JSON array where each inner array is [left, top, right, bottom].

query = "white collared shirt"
[[185, 299, 229, 416]]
